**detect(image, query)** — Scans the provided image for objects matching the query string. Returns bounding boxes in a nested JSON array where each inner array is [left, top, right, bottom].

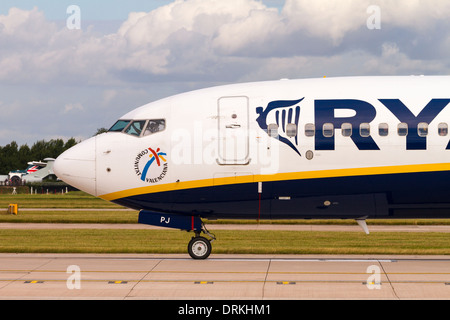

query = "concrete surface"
[[0, 253, 448, 300]]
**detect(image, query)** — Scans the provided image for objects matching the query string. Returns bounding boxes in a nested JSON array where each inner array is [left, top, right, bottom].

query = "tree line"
[[0, 138, 78, 175]]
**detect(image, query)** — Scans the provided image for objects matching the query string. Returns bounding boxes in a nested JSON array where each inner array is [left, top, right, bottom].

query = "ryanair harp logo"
[[256, 98, 304, 156], [134, 147, 168, 183]]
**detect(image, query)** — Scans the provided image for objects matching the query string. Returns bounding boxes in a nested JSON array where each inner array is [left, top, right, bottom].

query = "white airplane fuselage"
[[55, 76, 450, 222]]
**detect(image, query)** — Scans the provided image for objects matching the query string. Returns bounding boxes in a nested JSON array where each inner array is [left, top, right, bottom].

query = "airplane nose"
[[54, 137, 96, 196]]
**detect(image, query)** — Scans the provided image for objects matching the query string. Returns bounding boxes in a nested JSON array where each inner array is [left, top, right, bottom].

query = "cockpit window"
[[143, 119, 165, 136], [125, 120, 147, 136], [109, 120, 130, 132], [108, 119, 166, 137]]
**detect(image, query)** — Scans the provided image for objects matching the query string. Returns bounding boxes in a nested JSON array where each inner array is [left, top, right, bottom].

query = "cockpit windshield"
[[125, 120, 146, 136], [108, 119, 166, 137], [109, 120, 130, 132]]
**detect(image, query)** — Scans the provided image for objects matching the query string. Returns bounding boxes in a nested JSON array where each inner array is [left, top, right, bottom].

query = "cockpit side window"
[[108, 120, 130, 132], [125, 120, 147, 136], [143, 119, 166, 136]]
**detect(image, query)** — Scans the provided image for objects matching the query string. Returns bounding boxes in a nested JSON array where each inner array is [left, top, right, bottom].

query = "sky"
[[1, 0, 450, 146]]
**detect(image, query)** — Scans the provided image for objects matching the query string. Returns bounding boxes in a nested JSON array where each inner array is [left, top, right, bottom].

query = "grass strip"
[[0, 210, 139, 224], [1, 193, 450, 226], [0, 192, 120, 209], [0, 229, 448, 255]]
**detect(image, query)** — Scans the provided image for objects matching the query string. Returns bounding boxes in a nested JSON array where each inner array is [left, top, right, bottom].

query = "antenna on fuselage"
[[356, 217, 370, 235]]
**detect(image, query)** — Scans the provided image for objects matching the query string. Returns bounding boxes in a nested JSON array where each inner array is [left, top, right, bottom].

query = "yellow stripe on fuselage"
[[99, 162, 450, 201]]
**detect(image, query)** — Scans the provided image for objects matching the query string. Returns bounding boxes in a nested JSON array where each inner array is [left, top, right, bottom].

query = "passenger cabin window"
[[323, 123, 334, 138], [398, 123, 408, 136], [109, 120, 130, 132], [379, 123, 389, 137], [360, 123, 370, 137], [305, 123, 315, 137], [286, 123, 297, 137], [268, 123, 279, 138], [418, 122, 428, 137], [438, 123, 448, 136], [341, 123, 352, 137]]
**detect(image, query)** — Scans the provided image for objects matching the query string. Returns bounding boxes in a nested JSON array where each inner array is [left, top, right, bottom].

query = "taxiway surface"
[[0, 253, 448, 300]]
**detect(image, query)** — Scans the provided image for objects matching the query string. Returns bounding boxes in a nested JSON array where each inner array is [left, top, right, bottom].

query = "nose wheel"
[[188, 223, 216, 260], [188, 236, 211, 259]]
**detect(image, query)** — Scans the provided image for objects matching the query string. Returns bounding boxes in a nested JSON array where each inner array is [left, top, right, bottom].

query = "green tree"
[[95, 128, 108, 136], [0, 139, 78, 175], [64, 138, 77, 149], [0, 141, 19, 175]]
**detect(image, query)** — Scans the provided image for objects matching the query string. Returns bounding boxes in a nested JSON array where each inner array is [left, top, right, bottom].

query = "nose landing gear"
[[138, 211, 216, 259], [188, 224, 216, 260]]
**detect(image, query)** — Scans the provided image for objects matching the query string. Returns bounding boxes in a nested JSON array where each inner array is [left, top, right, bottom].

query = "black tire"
[[188, 236, 211, 260]]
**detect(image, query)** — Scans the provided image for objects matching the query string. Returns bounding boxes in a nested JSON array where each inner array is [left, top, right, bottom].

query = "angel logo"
[[256, 98, 304, 156], [134, 147, 168, 184]]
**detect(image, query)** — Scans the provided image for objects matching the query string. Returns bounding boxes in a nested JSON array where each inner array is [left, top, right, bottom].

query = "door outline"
[[217, 96, 250, 165]]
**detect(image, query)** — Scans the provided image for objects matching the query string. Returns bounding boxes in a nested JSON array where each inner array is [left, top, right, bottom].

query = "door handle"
[[225, 124, 241, 129]]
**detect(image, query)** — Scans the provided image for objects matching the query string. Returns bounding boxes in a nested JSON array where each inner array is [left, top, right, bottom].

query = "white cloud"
[[212, 5, 281, 54], [379, 0, 450, 29], [63, 103, 84, 114], [0, 7, 57, 43], [102, 89, 117, 105], [362, 42, 444, 75], [117, 0, 270, 47], [1, 0, 450, 86], [381, 42, 400, 58], [282, 0, 369, 44]]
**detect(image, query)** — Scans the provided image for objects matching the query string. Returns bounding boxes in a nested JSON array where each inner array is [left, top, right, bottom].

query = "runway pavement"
[[0, 253, 449, 300]]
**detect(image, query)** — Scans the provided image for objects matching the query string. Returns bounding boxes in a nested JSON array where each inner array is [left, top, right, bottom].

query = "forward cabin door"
[[217, 96, 250, 165]]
